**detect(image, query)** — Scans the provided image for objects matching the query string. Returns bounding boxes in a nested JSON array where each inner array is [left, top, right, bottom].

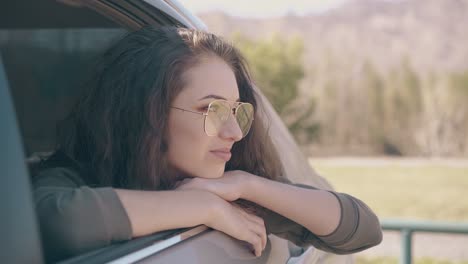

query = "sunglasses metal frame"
[[171, 99, 255, 137]]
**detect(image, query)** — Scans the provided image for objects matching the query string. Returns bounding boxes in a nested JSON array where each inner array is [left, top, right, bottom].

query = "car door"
[[0, 54, 43, 263]]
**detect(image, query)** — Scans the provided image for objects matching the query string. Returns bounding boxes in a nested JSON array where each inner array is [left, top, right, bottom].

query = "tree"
[[232, 33, 319, 142]]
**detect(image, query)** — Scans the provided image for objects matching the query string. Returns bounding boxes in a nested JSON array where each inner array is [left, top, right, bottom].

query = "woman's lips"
[[210, 150, 232, 162]]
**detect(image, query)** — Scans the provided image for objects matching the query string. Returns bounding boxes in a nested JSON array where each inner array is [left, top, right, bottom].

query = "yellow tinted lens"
[[205, 101, 230, 136], [236, 103, 254, 137]]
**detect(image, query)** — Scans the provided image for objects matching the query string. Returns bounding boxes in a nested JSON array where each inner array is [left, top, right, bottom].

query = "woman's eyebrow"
[[198, 94, 240, 101]]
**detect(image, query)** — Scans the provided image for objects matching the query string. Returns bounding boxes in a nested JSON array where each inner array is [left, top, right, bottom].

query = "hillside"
[[199, 0, 468, 73]]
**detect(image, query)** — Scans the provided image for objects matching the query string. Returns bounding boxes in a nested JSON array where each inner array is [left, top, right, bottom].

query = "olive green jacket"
[[33, 165, 382, 262]]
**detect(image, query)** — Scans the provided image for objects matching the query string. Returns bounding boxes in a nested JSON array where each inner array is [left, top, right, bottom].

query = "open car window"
[[0, 28, 126, 156], [1, 0, 338, 263]]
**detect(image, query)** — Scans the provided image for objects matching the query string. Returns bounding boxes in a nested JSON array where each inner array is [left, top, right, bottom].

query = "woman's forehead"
[[178, 57, 240, 103]]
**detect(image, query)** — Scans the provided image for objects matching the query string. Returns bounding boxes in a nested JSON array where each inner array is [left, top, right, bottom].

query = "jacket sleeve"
[[33, 167, 132, 262], [263, 177, 382, 254]]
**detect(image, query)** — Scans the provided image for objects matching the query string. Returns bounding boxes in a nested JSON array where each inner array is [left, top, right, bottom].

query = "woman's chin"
[[173, 163, 225, 180], [196, 166, 225, 179]]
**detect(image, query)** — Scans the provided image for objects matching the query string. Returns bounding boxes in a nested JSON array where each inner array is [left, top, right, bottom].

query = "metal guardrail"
[[380, 219, 468, 264]]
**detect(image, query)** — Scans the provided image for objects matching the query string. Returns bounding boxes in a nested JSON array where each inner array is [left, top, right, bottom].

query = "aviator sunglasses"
[[171, 99, 255, 138]]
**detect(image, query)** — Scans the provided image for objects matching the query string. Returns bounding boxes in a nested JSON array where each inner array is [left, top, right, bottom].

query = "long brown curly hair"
[[54, 26, 284, 195]]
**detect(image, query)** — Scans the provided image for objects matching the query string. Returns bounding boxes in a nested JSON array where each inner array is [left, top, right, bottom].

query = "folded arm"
[[33, 168, 219, 261], [242, 174, 383, 253], [176, 170, 383, 254]]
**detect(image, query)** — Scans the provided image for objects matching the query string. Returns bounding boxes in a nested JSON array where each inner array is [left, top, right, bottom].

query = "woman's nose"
[[218, 114, 243, 142]]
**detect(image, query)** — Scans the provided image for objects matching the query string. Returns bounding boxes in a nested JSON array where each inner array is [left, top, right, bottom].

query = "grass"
[[356, 256, 468, 264], [310, 159, 468, 221]]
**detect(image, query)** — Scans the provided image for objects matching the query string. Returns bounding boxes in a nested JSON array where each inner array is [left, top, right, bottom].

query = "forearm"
[[242, 176, 341, 236], [116, 189, 219, 237]]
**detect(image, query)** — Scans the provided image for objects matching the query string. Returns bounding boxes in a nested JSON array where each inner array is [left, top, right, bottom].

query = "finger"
[[230, 209, 262, 256], [246, 218, 267, 250], [255, 224, 267, 250], [235, 209, 267, 249], [244, 230, 262, 257]]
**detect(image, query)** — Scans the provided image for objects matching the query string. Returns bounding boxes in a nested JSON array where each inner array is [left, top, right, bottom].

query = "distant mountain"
[[198, 0, 468, 73]]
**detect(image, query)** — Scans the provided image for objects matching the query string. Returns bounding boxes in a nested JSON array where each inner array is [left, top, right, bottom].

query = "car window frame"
[[0, 54, 44, 264]]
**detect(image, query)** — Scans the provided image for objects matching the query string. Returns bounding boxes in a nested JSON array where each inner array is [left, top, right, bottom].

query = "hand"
[[175, 170, 252, 202], [207, 199, 267, 257]]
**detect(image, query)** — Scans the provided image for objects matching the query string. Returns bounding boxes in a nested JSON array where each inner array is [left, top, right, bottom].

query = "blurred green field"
[[310, 158, 468, 221]]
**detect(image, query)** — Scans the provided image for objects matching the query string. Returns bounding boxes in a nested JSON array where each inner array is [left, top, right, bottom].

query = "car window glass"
[[0, 28, 126, 157]]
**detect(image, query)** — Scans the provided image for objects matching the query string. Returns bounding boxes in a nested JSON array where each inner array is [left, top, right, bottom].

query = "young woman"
[[33, 26, 382, 262]]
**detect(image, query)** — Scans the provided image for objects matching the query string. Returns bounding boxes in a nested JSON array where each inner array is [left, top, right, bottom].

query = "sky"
[[181, 0, 349, 18]]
